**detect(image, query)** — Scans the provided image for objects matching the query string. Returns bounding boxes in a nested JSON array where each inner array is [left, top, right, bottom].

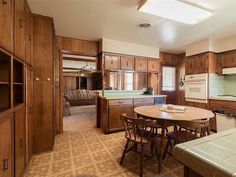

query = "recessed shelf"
[[13, 82, 23, 85], [0, 51, 11, 83], [0, 85, 11, 113], [13, 59, 23, 83], [13, 85, 24, 107]]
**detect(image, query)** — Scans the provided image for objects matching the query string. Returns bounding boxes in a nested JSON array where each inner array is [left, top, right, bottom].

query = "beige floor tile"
[[75, 164, 99, 177], [24, 165, 50, 177], [96, 159, 121, 176], [92, 150, 112, 162], [72, 146, 89, 156], [88, 142, 106, 152], [29, 154, 52, 167], [51, 159, 72, 175], [53, 150, 71, 162], [74, 154, 93, 168], [52, 171, 74, 177]]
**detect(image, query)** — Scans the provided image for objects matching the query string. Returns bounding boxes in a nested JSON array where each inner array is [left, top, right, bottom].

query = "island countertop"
[[100, 94, 167, 100], [174, 128, 236, 177]]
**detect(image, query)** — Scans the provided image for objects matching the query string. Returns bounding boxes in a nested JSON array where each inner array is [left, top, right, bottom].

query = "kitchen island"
[[174, 128, 236, 177], [96, 90, 166, 133]]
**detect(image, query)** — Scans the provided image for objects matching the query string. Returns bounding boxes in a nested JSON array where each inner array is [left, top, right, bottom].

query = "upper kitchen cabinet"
[[220, 51, 236, 68], [135, 57, 147, 72], [148, 59, 160, 72], [25, 2, 33, 66], [120, 55, 134, 70], [104, 54, 120, 70], [14, 0, 26, 61], [0, 0, 13, 52], [185, 52, 217, 75]]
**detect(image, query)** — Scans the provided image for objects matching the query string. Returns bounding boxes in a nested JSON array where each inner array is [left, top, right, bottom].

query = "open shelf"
[[0, 51, 11, 84], [13, 59, 23, 83], [0, 51, 11, 112], [0, 85, 11, 113], [13, 59, 24, 107], [13, 85, 24, 107]]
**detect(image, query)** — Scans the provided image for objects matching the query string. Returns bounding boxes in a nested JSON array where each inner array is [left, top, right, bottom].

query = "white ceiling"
[[28, 0, 236, 53]]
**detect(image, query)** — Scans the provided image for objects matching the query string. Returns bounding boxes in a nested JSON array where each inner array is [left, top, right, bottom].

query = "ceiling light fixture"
[[138, 0, 213, 25]]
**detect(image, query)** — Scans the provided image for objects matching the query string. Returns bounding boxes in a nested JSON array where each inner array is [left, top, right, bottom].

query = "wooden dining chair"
[[163, 118, 210, 160], [120, 114, 160, 177]]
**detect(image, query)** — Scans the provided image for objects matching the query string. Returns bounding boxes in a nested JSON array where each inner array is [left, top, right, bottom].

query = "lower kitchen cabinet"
[[14, 106, 26, 177], [0, 113, 13, 177], [109, 105, 133, 131]]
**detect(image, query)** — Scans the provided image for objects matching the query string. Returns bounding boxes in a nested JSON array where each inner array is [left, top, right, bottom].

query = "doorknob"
[[46, 78, 51, 81], [19, 19, 24, 28], [35, 77, 40, 81]]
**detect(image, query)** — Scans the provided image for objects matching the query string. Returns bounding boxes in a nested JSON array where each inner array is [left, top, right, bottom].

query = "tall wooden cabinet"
[[25, 2, 33, 66], [14, 106, 26, 177], [0, 0, 13, 52], [32, 15, 54, 153], [14, 0, 26, 60], [0, 113, 13, 177]]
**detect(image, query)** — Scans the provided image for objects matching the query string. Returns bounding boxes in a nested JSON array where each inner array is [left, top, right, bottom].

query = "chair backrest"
[[120, 114, 156, 143], [178, 118, 210, 139]]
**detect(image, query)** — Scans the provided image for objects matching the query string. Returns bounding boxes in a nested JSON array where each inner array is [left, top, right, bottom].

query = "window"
[[162, 66, 176, 91]]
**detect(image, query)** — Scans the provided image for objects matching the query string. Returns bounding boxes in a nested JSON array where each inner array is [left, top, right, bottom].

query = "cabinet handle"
[[3, 159, 8, 171], [46, 78, 51, 81], [152, 64, 154, 68], [111, 60, 113, 64], [19, 19, 24, 28], [35, 77, 40, 81], [20, 139, 23, 148], [126, 61, 128, 66], [2, 0, 7, 5]]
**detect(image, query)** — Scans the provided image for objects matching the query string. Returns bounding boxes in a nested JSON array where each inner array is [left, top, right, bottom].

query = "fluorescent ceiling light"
[[138, 0, 212, 25]]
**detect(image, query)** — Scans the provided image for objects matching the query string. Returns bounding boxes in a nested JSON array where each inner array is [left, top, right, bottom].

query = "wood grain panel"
[[0, 0, 13, 52], [63, 76, 76, 91], [32, 15, 54, 153]]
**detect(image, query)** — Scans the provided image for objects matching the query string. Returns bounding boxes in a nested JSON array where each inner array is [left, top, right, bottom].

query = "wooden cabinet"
[[123, 72, 134, 90], [148, 59, 159, 72], [0, 113, 13, 177], [33, 15, 54, 153], [120, 56, 134, 70], [0, 0, 13, 52], [104, 54, 120, 70], [185, 52, 217, 75], [25, 3, 33, 66], [133, 98, 154, 107], [135, 57, 147, 72], [134, 73, 148, 90], [148, 73, 159, 94], [14, 0, 26, 60], [108, 99, 133, 131], [14, 106, 26, 177], [185, 101, 208, 109], [221, 52, 236, 68], [26, 67, 33, 162]]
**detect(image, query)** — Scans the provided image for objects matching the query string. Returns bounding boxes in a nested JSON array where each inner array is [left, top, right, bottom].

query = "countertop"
[[174, 128, 236, 177], [209, 96, 236, 102], [100, 94, 167, 100]]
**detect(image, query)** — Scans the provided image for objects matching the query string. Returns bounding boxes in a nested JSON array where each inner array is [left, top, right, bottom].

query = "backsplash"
[[209, 74, 236, 96], [224, 75, 236, 95]]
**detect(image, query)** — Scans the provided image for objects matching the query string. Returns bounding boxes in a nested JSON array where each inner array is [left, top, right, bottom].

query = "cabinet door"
[[222, 52, 236, 68], [25, 4, 33, 66], [0, 0, 13, 52], [26, 67, 33, 162], [0, 114, 13, 177], [185, 58, 194, 75], [134, 73, 148, 90], [109, 105, 133, 131], [195, 54, 208, 74], [135, 57, 147, 72], [148, 59, 159, 72], [148, 73, 159, 94], [14, 0, 25, 60], [104, 54, 120, 70], [14, 106, 26, 177], [120, 56, 134, 70]]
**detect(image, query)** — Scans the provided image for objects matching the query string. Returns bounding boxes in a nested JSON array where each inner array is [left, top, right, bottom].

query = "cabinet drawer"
[[134, 98, 154, 106], [109, 99, 133, 106]]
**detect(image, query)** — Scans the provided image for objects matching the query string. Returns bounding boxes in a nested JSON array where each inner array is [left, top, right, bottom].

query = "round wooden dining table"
[[134, 105, 214, 173]]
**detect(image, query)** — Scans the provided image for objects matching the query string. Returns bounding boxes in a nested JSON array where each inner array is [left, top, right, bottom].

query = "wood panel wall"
[[63, 76, 77, 91], [56, 36, 99, 56]]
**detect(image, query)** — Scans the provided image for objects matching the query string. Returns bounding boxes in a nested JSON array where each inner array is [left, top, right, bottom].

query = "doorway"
[[62, 54, 101, 132]]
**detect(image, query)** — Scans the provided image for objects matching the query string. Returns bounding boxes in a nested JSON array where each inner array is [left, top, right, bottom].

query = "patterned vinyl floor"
[[24, 128, 184, 177]]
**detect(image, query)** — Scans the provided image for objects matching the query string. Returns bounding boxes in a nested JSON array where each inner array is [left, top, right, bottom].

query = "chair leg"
[[140, 143, 144, 177], [163, 139, 170, 160], [154, 140, 160, 161], [120, 139, 129, 165]]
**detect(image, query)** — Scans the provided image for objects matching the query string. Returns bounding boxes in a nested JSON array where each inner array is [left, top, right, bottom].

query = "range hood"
[[222, 67, 236, 75]]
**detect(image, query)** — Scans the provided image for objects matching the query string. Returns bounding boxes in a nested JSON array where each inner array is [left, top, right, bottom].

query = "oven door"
[[185, 81, 208, 100]]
